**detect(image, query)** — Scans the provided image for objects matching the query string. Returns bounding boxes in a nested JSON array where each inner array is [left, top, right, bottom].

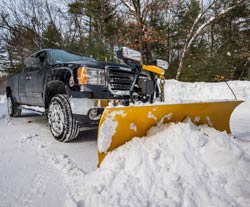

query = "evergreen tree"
[[67, 0, 117, 60], [84, 0, 117, 60], [208, 1, 250, 80], [42, 23, 63, 49]]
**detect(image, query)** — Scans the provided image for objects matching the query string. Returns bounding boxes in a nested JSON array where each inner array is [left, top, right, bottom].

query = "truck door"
[[18, 67, 29, 104], [27, 51, 48, 106], [14, 57, 35, 105]]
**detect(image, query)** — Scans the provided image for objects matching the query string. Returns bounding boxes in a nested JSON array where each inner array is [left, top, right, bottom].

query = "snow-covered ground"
[[0, 80, 250, 207]]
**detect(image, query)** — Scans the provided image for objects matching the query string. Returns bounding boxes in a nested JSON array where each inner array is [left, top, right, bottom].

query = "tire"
[[48, 94, 80, 142], [7, 95, 22, 117]]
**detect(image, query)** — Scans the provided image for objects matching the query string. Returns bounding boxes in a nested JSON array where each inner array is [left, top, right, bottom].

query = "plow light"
[[117, 47, 141, 62], [156, 59, 169, 70]]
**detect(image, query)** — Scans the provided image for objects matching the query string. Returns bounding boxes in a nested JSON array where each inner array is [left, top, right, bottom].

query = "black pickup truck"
[[6, 48, 167, 142]]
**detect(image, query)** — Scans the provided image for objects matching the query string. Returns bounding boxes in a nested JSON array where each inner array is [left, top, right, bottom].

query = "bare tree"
[[0, 0, 65, 70], [118, 0, 168, 63]]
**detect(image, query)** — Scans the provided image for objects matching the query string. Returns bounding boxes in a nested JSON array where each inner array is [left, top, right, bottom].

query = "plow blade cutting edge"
[[97, 101, 243, 166]]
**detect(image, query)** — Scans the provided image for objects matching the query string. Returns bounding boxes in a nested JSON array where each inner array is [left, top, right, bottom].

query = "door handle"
[[26, 76, 31, 80]]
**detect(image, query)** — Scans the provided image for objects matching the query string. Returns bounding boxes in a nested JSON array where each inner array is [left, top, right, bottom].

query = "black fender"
[[43, 66, 73, 108]]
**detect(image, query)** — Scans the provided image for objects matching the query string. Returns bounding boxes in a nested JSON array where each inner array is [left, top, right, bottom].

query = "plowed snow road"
[[0, 110, 98, 207]]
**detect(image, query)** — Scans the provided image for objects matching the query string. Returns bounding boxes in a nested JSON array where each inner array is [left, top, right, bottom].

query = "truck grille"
[[107, 66, 135, 94]]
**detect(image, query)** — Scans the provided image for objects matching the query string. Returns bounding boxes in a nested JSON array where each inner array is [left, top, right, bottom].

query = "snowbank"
[[74, 80, 250, 207], [0, 95, 7, 119], [164, 80, 250, 103], [74, 121, 250, 207]]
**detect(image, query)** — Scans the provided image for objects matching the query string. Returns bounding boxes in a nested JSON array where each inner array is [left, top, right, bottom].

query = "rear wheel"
[[7, 95, 22, 117], [48, 94, 79, 142]]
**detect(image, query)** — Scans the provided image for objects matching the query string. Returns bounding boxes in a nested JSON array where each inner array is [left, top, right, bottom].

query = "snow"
[[20, 105, 45, 113], [129, 123, 137, 131], [98, 110, 126, 153], [0, 95, 7, 119], [164, 79, 250, 103], [76, 121, 250, 207], [148, 111, 157, 120], [0, 80, 250, 207]]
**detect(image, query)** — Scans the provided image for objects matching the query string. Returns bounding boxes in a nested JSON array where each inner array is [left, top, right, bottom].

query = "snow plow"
[[96, 47, 243, 166], [97, 101, 242, 165]]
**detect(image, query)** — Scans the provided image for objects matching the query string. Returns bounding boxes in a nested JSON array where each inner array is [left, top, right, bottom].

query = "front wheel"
[[48, 94, 79, 142], [7, 95, 22, 117]]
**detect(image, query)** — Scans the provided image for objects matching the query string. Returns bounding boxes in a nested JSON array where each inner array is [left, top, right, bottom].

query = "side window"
[[24, 51, 47, 72], [35, 52, 47, 69], [24, 57, 37, 72], [32, 58, 41, 71]]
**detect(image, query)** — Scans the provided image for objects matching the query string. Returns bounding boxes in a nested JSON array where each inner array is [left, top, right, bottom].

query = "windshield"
[[50, 50, 95, 64]]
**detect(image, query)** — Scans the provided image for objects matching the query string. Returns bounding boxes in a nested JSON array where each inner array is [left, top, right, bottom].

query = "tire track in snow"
[[14, 174, 47, 207], [19, 132, 87, 207], [37, 144, 87, 207]]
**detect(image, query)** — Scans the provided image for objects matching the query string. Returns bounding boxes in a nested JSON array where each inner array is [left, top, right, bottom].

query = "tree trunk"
[[176, 45, 187, 80], [137, 18, 144, 64], [210, 24, 214, 57]]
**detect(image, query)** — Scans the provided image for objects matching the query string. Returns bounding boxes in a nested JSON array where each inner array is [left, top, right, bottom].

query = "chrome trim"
[[48, 101, 65, 136], [106, 65, 134, 96], [69, 98, 95, 115]]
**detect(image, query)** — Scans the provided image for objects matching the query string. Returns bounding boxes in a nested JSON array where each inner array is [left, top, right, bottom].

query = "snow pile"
[[98, 110, 126, 153], [164, 80, 250, 103], [0, 95, 7, 119], [74, 121, 250, 207]]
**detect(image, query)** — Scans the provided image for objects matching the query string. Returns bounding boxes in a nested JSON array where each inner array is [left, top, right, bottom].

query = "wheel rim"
[[48, 101, 65, 136], [7, 97, 12, 115]]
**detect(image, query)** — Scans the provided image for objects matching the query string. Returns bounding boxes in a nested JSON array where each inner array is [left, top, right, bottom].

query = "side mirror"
[[39, 54, 46, 63], [24, 57, 33, 67], [117, 47, 141, 62], [156, 59, 169, 70], [24, 57, 40, 67]]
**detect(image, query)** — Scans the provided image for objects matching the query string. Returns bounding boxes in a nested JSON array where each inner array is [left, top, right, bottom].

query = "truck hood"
[[59, 61, 133, 71]]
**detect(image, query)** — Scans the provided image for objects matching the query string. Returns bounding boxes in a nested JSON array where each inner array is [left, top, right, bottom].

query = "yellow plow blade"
[[97, 101, 243, 166]]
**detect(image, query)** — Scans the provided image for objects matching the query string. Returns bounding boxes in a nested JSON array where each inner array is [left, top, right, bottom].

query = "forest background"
[[0, 0, 249, 82]]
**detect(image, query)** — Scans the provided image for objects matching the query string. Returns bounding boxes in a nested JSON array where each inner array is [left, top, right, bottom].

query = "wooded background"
[[0, 0, 249, 82]]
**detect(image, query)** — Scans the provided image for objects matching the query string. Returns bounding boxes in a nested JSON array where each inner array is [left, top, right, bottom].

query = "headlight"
[[77, 67, 105, 85]]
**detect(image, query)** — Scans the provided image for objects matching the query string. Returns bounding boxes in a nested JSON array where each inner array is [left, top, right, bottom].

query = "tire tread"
[[48, 94, 79, 142]]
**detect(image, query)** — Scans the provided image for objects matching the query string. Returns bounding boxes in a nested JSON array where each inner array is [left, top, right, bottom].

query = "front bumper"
[[69, 97, 105, 124], [69, 98, 96, 115], [69, 97, 126, 127], [66, 82, 130, 126]]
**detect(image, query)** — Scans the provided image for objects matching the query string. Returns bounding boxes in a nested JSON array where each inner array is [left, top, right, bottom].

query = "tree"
[[118, 0, 168, 63], [175, 0, 246, 80], [42, 23, 63, 48], [0, 0, 248, 81], [0, 0, 65, 73], [67, 0, 118, 60]]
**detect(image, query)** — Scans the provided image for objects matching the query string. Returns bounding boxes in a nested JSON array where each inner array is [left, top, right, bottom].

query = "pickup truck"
[[6, 48, 168, 142]]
